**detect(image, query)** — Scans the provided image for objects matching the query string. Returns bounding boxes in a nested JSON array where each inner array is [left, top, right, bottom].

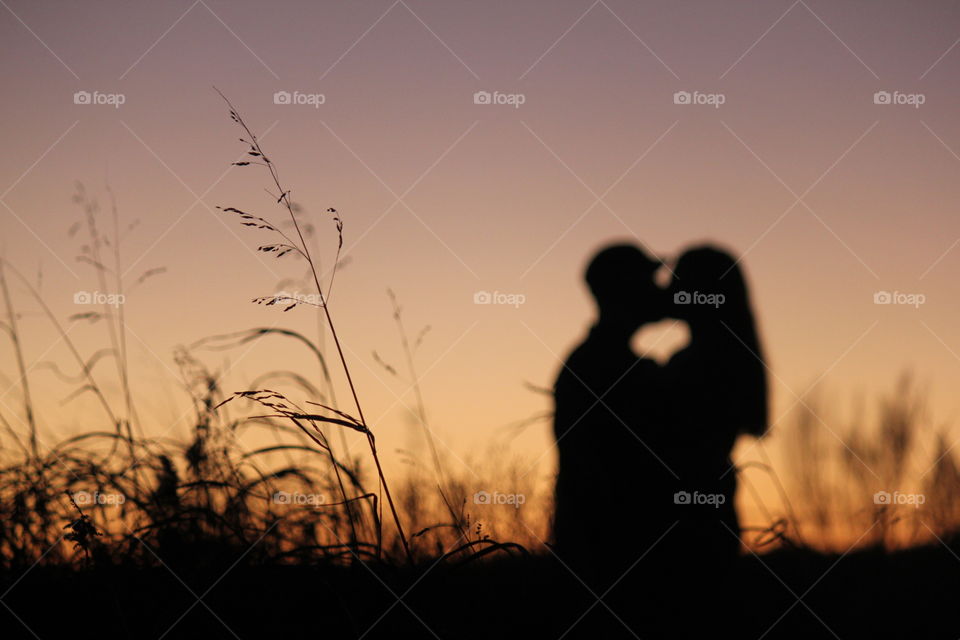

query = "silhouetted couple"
[[553, 242, 768, 637]]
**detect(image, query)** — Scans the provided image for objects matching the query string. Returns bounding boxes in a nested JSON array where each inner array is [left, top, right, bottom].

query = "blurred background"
[[2, 0, 960, 550]]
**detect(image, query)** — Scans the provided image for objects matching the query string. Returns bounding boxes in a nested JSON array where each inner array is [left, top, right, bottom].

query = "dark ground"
[[2, 543, 957, 639]]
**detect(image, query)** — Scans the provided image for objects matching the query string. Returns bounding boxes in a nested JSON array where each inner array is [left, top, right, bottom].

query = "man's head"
[[585, 243, 664, 330]]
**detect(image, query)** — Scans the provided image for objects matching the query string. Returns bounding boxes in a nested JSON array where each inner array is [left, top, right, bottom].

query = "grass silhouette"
[[0, 97, 958, 639]]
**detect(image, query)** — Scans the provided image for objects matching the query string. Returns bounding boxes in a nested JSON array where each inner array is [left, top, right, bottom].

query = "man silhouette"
[[553, 243, 669, 595]]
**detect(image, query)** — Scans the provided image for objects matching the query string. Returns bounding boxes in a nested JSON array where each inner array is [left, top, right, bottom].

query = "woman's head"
[[669, 247, 748, 328], [669, 245, 769, 437]]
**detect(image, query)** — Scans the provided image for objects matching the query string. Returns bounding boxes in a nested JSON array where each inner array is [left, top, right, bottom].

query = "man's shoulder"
[[554, 343, 587, 390]]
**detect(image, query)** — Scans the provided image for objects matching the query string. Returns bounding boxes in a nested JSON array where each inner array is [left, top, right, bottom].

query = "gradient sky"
[[2, 1, 960, 532]]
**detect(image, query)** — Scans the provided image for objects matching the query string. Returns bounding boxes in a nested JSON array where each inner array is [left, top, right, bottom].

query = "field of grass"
[[1, 96, 958, 639]]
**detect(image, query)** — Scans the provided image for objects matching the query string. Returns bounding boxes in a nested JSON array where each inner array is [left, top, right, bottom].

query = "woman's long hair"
[[673, 246, 768, 437]]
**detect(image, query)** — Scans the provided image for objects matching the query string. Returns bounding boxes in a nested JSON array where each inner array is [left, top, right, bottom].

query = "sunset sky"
[[2, 1, 960, 527]]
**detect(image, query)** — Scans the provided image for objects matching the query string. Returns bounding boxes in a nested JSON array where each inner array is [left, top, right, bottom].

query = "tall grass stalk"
[[383, 289, 464, 539], [0, 259, 119, 431], [0, 260, 38, 459], [215, 89, 412, 562]]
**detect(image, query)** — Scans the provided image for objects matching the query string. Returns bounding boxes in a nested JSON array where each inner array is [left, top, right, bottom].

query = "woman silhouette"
[[662, 246, 768, 586]]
